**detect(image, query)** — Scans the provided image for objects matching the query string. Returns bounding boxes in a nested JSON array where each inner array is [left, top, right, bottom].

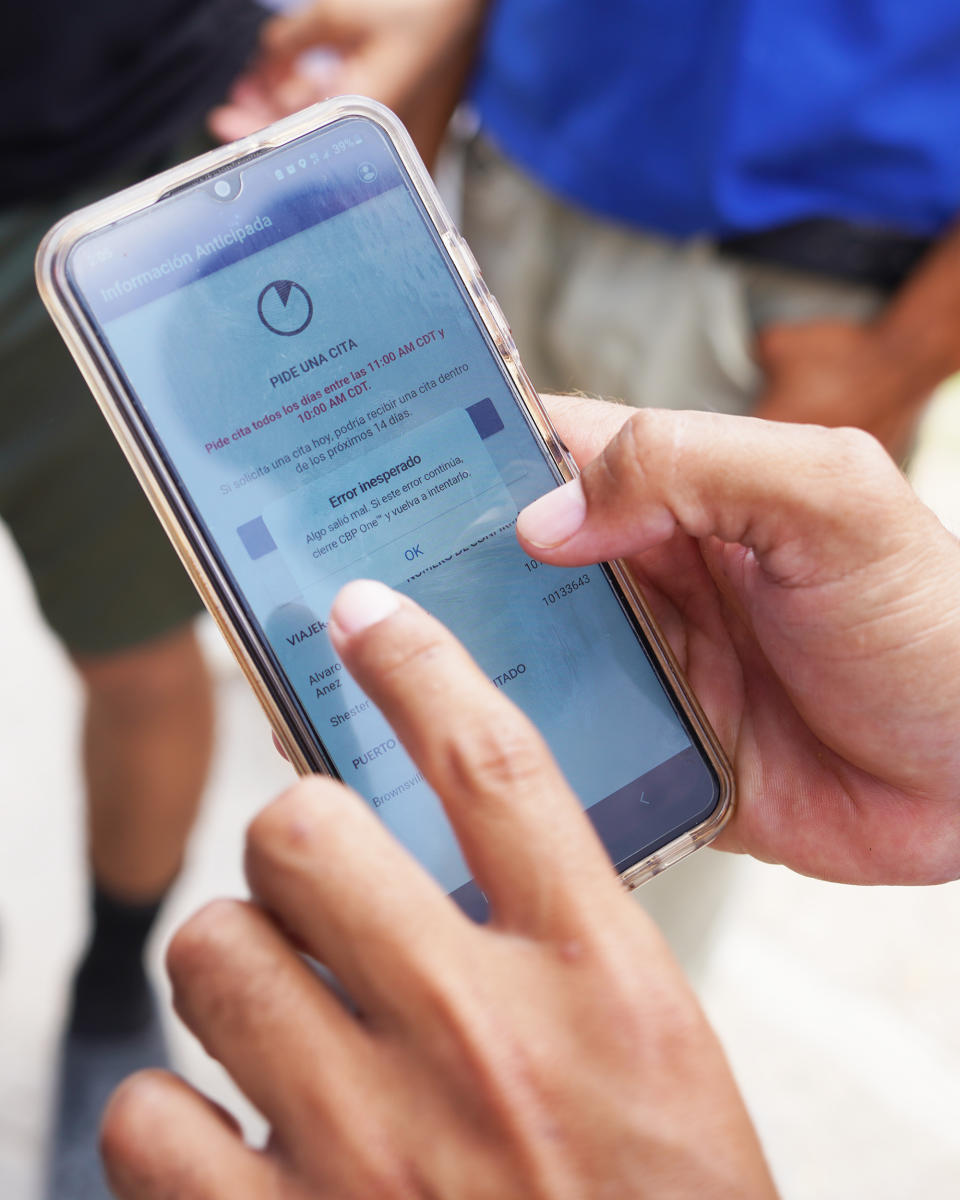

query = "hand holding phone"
[[537, 396, 960, 885]]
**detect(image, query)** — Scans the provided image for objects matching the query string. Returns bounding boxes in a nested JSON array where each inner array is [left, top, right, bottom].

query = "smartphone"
[[37, 98, 732, 916]]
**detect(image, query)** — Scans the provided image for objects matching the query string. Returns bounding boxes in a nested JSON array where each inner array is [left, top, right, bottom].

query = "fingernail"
[[517, 479, 587, 547], [330, 580, 401, 635]]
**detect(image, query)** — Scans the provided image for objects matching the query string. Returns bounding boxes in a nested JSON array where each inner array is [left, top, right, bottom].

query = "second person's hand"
[[209, 0, 485, 164]]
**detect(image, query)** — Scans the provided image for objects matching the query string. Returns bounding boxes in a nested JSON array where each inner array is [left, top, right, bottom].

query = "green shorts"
[[0, 146, 210, 656]]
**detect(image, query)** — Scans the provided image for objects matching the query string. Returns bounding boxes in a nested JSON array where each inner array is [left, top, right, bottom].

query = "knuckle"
[[289, 1089, 421, 1197], [819, 425, 898, 502], [611, 408, 653, 479], [289, 1077, 343, 1145], [347, 1158, 422, 1200], [245, 777, 346, 872], [583, 940, 712, 1068], [602, 408, 676, 502], [587, 408, 691, 532], [166, 897, 249, 990], [417, 973, 565, 1151], [829, 423, 887, 468], [369, 622, 448, 689], [100, 1070, 173, 1177], [644, 987, 715, 1071], [418, 964, 507, 1068], [444, 709, 551, 797]]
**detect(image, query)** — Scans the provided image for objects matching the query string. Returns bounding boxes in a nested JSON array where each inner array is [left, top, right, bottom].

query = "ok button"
[[404, 544, 424, 561]]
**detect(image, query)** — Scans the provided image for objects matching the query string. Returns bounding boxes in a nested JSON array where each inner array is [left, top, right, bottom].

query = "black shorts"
[[0, 142, 212, 655]]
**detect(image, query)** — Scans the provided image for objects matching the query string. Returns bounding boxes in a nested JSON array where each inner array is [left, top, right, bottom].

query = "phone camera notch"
[[208, 173, 243, 201]]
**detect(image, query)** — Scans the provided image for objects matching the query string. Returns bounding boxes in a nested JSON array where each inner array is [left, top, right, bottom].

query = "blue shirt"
[[472, 0, 960, 238]]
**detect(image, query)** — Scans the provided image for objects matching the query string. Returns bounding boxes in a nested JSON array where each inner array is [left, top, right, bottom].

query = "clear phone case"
[[35, 96, 733, 889]]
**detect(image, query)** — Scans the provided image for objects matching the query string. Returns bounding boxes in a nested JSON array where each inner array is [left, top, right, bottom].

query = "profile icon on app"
[[257, 279, 313, 336]]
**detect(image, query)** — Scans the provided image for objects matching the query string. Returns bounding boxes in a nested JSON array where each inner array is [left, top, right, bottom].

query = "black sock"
[[68, 884, 167, 1037]]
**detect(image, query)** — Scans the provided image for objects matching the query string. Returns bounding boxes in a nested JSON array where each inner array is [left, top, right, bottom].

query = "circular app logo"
[[257, 279, 313, 336]]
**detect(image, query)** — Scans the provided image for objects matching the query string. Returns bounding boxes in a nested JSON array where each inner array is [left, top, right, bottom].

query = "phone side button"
[[487, 296, 518, 357], [451, 233, 519, 358], [558, 438, 577, 471], [453, 233, 484, 281]]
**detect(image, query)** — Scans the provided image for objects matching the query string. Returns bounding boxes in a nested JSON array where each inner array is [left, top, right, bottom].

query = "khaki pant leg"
[[461, 135, 761, 416], [461, 135, 886, 410]]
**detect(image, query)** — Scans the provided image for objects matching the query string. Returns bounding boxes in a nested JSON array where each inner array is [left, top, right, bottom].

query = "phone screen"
[[66, 114, 720, 911]]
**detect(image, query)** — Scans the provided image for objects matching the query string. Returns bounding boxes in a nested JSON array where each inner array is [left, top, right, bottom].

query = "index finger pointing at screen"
[[326, 579, 621, 936]]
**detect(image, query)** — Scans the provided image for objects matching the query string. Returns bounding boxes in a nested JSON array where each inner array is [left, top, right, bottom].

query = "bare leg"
[[74, 622, 214, 903], [64, 621, 215, 1035], [45, 624, 215, 1199]]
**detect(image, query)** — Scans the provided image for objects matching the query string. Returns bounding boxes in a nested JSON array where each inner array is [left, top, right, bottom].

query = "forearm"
[[754, 221, 960, 454], [404, 0, 489, 165], [873, 219, 960, 397]]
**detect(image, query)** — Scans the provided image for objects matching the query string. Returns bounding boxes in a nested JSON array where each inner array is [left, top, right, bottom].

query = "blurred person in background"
[[1, 3, 272, 1196], [215, 0, 960, 464]]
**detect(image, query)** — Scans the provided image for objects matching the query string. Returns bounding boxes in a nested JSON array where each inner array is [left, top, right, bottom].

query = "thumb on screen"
[[516, 409, 907, 587]]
